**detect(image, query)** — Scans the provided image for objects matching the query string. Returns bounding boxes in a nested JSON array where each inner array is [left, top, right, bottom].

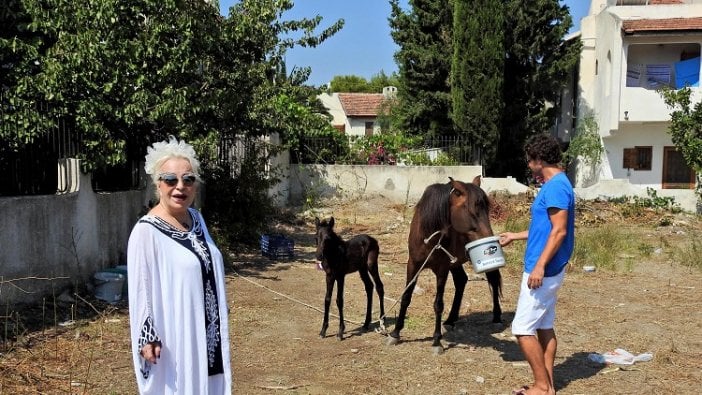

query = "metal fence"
[[217, 134, 271, 177], [0, 97, 82, 196], [2, 95, 477, 196], [89, 136, 144, 192], [1, 94, 143, 196]]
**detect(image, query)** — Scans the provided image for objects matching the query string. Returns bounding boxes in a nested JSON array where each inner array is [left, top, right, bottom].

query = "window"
[[662, 147, 695, 189], [365, 122, 374, 137], [623, 146, 652, 170]]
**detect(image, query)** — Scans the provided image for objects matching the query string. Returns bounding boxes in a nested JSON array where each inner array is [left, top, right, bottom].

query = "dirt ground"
[[1, 194, 701, 394]]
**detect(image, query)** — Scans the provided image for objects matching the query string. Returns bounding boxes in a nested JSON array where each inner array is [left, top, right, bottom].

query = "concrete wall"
[[284, 164, 697, 212], [286, 165, 530, 205], [4, 157, 696, 308], [1, 160, 150, 306], [575, 179, 698, 213]]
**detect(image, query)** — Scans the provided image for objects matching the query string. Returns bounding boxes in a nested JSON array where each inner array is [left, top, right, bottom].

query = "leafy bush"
[[608, 189, 681, 216], [632, 188, 681, 213], [202, 145, 278, 247], [565, 112, 604, 166], [432, 151, 459, 166]]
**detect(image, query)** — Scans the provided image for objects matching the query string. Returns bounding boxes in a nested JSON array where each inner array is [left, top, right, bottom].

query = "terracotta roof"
[[337, 93, 386, 117], [622, 17, 702, 33]]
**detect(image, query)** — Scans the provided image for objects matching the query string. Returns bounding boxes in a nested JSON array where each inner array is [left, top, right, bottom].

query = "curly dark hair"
[[524, 134, 563, 165]]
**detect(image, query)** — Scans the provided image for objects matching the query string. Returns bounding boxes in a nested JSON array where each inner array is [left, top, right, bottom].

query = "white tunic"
[[127, 208, 232, 394]]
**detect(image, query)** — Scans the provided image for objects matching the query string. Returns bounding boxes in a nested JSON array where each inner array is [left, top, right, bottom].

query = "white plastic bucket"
[[93, 271, 125, 303], [465, 236, 506, 273]]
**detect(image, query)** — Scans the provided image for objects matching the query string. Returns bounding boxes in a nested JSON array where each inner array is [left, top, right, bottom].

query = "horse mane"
[[413, 180, 491, 238], [414, 182, 452, 237]]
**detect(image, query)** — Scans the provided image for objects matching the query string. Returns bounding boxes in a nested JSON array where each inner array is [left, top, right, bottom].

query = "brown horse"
[[386, 176, 502, 354], [315, 217, 385, 340]]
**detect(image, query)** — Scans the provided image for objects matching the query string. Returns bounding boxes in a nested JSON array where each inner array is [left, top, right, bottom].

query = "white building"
[[318, 87, 397, 136], [556, 0, 701, 210]]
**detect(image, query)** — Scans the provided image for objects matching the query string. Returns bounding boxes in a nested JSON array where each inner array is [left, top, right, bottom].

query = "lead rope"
[[375, 229, 458, 334], [228, 230, 461, 336]]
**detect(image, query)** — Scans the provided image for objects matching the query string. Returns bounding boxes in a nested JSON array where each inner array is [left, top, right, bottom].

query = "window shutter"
[[623, 148, 639, 169]]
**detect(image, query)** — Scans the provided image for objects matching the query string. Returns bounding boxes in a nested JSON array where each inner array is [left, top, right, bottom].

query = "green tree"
[[329, 75, 372, 92], [491, 0, 580, 178], [451, 0, 503, 165], [202, 0, 344, 242], [328, 71, 399, 93], [0, 0, 56, 152], [2, 0, 343, 242], [368, 70, 399, 93], [13, 0, 231, 169], [389, 0, 453, 137], [3, 0, 342, 170], [662, 87, 702, 199]]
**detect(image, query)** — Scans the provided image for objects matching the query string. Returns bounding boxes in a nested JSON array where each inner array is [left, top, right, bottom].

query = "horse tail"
[[486, 269, 503, 299]]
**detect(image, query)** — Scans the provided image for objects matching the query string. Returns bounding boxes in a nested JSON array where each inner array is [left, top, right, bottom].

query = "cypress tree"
[[389, 0, 454, 137], [451, 0, 504, 165], [491, 0, 581, 178]]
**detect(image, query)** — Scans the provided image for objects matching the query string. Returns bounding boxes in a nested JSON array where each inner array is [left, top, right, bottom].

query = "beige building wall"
[[571, 0, 702, 194]]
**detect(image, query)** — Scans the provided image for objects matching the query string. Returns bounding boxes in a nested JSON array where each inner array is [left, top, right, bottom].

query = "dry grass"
[[1, 193, 701, 394]]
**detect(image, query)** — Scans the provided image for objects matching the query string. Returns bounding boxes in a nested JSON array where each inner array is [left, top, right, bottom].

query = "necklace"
[[158, 204, 191, 230]]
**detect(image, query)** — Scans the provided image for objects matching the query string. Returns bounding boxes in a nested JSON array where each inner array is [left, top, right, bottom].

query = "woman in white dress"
[[127, 136, 231, 394]]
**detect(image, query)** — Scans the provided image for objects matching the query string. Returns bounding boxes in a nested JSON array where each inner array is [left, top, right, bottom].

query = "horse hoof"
[[432, 346, 444, 355], [386, 335, 399, 346]]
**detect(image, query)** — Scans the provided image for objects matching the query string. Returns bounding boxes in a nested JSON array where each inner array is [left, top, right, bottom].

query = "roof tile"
[[337, 93, 386, 117], [622, 17, 702, 33]]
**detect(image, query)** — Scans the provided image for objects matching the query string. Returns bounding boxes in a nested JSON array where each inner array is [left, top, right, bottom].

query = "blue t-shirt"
[[524, 172, 575, 277]]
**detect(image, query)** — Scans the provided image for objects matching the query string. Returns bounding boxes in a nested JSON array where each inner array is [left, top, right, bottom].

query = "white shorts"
[[511, 270, 565, 336]]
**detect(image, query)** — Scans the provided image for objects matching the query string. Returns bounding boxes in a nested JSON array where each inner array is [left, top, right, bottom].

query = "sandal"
[[512, 385, 529, 395]]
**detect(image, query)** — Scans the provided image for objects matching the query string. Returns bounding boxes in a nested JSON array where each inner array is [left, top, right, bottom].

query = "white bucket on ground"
[[93, 271, 125, 303], [465, 236, 506, 273]]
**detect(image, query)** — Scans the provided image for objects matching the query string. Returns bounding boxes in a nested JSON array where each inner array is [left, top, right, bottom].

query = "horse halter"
[[423, 230, 458, 264]]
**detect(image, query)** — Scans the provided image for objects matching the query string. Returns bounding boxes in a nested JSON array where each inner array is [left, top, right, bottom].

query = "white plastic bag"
[[588, 348, 653, 365]]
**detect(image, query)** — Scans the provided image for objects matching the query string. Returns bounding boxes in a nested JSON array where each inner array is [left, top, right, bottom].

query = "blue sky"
[[219, 1, 591, 86]]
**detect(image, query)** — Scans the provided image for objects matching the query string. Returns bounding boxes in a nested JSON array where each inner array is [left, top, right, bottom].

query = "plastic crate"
[[260, 234, 294, 260]]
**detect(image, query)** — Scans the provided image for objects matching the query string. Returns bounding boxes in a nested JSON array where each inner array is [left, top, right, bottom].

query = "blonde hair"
[[144, 135, 202, 187]]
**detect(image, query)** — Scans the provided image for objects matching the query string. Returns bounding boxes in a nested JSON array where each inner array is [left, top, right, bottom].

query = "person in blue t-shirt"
[[499, 134, 575, 395]]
